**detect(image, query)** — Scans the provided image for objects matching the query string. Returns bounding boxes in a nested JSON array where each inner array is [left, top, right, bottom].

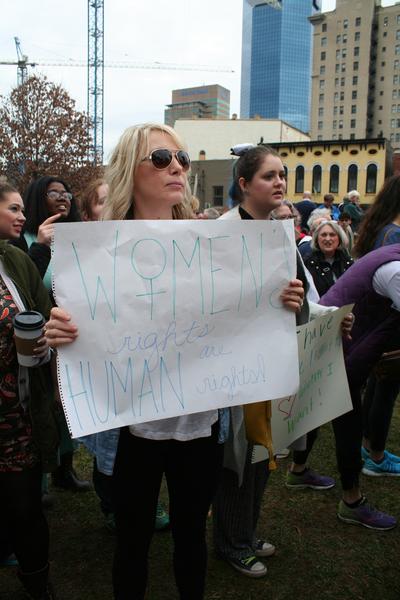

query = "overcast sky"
[[0, 0, 395, 159]]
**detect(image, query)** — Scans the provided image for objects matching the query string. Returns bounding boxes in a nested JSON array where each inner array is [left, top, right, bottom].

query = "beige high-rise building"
[[310, 0, 400, 148]]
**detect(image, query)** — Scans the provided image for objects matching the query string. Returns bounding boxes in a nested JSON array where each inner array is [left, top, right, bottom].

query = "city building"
[[310, 0, 400, 149], [174, 117, 310, 161], [190, 137, 391, 208], [164, 85, 230, 127], [241, 0, 320, 133]]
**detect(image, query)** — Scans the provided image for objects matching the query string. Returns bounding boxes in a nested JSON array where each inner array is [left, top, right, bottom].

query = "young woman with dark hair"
[[0, 183, 58, 599], [11, 175, 90, 494], [353, 175, 400, 477]]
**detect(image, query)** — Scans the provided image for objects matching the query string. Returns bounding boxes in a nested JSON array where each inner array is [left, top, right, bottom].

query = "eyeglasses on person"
[[141, 148, 191, 171], [47, 191, 73, 201]]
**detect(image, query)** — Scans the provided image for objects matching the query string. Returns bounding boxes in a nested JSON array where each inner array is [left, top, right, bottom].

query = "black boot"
[[52, 452, 92, 492], [18, 563, 57, 599]]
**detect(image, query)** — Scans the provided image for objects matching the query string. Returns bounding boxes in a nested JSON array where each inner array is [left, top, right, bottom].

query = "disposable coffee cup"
[[13, 311, 45, 367]]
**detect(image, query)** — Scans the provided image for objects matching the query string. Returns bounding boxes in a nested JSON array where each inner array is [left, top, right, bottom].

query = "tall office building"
[[310, 0, 400, 148], [241, 0, 320, 133], [164, 85, 230, 127]]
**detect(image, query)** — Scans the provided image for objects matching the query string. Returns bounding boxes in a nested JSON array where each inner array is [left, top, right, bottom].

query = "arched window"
[[347, 163, 358, 192], [329, 164, 340, 193], [283, 165, 288, 180], [295, 165, 304, 194], [312, 165, 322, 194], [366, 163, 378, 194]]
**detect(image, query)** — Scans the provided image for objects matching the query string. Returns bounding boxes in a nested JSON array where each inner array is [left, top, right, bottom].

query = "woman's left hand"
[[280, 279, 304, 313], [341, 312, 354, 340]]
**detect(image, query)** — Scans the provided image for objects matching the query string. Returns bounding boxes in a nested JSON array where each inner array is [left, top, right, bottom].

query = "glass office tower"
[[241, 0, 320, 133]]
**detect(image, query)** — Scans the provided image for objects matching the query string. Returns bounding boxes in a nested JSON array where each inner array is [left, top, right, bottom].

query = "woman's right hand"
[[37, 213, 62, 246], [44, 307, 79, 348]]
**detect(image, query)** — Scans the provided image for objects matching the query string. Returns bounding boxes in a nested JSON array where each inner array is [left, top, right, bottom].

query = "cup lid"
[[13, 311, 45, 330]]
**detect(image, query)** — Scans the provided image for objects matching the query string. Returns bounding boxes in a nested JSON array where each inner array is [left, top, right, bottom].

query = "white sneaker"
[[228, 555, 267, 578], [255, 539, 276, 557]]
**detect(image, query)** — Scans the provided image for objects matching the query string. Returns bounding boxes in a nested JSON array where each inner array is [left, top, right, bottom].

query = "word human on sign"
[[52, 219, 299, 437]]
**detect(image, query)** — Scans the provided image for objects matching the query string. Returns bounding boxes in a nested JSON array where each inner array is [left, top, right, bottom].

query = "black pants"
[[112, 425, 223, 600], [93, 458, 114, 515], [362, 373, 400, 452], [0, 463, 49, 572], [291, 381, 363, 490]]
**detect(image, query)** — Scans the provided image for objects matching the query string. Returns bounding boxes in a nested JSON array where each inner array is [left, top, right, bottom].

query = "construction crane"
[[0, 37, 37, 86]]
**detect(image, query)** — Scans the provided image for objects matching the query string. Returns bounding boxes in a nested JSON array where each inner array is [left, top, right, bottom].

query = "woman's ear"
[[238, 177, 247, 195]]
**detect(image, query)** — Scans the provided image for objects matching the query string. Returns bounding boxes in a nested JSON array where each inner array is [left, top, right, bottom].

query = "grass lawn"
[[2, 410, 400, 600]]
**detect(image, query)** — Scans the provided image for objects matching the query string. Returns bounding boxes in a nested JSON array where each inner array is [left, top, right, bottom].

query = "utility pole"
[[88, 0, 104, 165]]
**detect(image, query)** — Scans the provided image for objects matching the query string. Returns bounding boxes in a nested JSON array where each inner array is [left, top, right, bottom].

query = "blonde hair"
[[78, 177, 106, 221], [103, 123, 192, 220]]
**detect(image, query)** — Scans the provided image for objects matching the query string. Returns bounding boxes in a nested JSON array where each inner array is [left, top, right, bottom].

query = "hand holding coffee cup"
[[13, 311, 49, 367]]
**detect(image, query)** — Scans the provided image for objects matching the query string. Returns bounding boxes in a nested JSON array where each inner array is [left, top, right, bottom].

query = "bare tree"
[[0, 75, 102, 193]]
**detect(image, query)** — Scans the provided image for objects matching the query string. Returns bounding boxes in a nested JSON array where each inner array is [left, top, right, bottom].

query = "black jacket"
[[305, 249, 354, 297]]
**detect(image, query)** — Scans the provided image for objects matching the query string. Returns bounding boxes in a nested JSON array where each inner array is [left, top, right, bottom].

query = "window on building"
[[332, 134, 337, 140], [355, 31, 360, 42], [395, 60, 400, 70], [398, 104, 400, 112], [396, 133, 400, 143], [212, 186, 224, 205], [380, 76, 385, 81], [351, 105, 357, 114], [354, 47, 359, 57], [396, 45, 400, 55], [317, 135, 323, 141], [340, 91, 345, 101], [344, 18, 348, 29], [321, 37, 327, 47], [312, 165, 322, 194], [322, 23, 327, 32], [295, 166, 305, 194], [333, 120, 337, 129], [391, 119, 396, 128], [347, 164, 358, 191], [384, 31, 388, 37], [318, 107, 324, 117], [336, 34, 341, 44], [341, 77, 345, 86], [335, 78, 339, 87], [334, 92, 339, 101], [342, 34, 347, 44], [392, 104, 396, 112], [318, 121, 323, 130], [397, 118, 400, 128], [352, 90, 357, 99], [340, 105, 344, 115], [341, 63, 346, 72], [320, 65, 326, 75], [393, 90, 398, 99], [336, 49, 340, 59], [350, 119, 356, 128], [329, 165, 340, 193], [353, 76, 358, 85], [384, 16, 389, 27], [394, 75, 399, 85], [382, 61, 386, 67], [366, 164, 377, 194], [353, 61, 359, 71], [321, 51, 326, 61], [382, 46, 386, 52], [339, 120, 343, 129], [319, 93, 324, 102], [380, 90, 384, 96], [335, 63, 340, 73], [333, 106, 338, 116], [342, 48, 347, 58], [397, 30, 400, 40], [391, 133, 395, 142], [398, 15, 400, 24], [339, 134, 343, 140], [319, 79, 325, 89], [355, 17, 361, 27]]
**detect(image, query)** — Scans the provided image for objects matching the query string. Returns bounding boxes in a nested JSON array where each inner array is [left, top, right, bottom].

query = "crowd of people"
[[1, 125, 400, 599]]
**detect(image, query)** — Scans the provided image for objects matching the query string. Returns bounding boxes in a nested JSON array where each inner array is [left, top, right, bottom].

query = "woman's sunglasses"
[[142, 148, 191, 171]]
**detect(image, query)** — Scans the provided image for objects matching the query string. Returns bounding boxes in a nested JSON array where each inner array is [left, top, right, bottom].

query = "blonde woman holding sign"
[[44, 124, 305, 600]]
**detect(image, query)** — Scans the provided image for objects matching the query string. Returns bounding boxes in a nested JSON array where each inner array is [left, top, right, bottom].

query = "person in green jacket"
[[0, 182, 59, 600]]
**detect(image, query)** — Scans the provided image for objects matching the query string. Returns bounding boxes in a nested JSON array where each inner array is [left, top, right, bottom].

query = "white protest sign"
[[271, 305, 353, 451], [52, 219, 299, 438]]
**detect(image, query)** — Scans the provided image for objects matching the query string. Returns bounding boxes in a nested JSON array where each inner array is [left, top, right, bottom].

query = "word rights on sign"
[[52, 219, 299, 437]]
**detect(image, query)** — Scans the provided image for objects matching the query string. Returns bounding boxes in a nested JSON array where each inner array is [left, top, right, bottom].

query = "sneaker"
[[0, 554, 18, 567], [286, 468, 335, 490], [362, 446, 400, 464], [337, 498, 397, 531], [227, 555, 267, 578], [155, 502, 170, 531], [254, 539, 275, 558], [362, 456, 400, 477]]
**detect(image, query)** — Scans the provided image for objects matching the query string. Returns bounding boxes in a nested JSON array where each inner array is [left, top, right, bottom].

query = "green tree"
[[0, 75, 102, 193]]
